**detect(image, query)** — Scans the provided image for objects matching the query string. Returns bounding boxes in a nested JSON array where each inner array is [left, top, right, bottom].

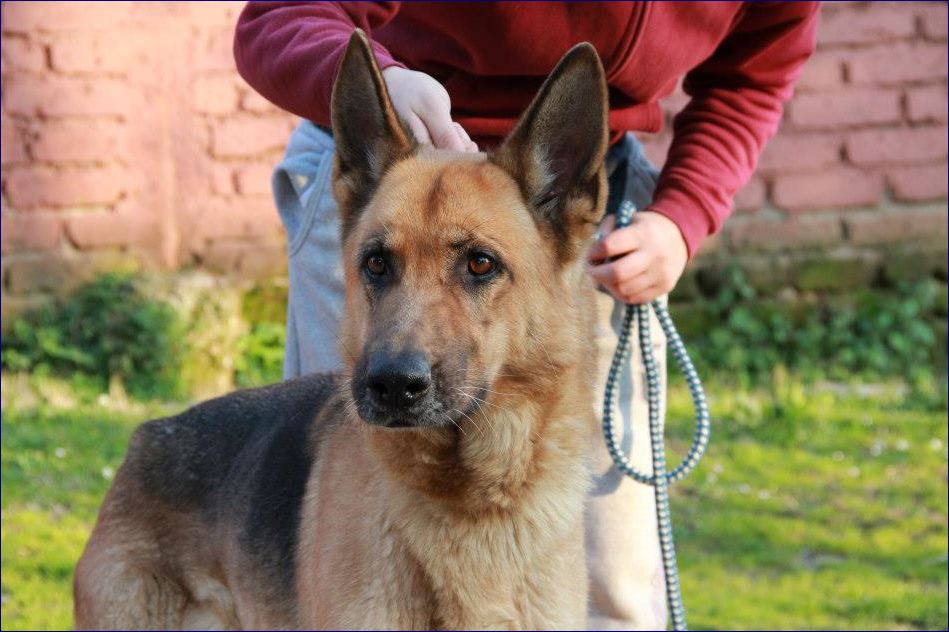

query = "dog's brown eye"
[[365, 255, 387, 276], [467, 254, 496, 276]]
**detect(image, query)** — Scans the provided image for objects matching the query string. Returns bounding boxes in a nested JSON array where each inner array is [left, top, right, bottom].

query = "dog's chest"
[[384, 483, 588, 628]]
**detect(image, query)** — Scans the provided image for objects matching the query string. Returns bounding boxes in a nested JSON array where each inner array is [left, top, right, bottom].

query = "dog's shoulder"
[[124, 372, 342, 510]]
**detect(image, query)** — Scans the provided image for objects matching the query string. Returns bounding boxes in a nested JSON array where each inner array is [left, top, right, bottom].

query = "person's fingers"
[[590, 215, 615, 256], [597, 213, 616, 236], [405, 113, 432, 146], [453, 122, 478, 153], [427, 116, 467, 151], [588, 250, 651, 289], [616, 280, 663, 305], [588, 223, 641, 263]]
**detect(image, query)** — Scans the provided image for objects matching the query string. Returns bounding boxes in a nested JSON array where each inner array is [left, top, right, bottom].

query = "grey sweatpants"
[[272, 121, 668, 630]]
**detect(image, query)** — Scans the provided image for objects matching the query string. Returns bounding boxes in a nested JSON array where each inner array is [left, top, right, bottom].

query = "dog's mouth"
[[354, 392, 481, 430], [352, 373, 487, 430]]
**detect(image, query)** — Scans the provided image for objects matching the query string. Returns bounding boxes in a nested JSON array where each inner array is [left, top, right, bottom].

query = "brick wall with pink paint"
[[1, 2, 947, 320]]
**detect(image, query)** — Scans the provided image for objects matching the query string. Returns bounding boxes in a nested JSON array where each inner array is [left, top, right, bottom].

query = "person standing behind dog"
[[235, 3, 818, 628]]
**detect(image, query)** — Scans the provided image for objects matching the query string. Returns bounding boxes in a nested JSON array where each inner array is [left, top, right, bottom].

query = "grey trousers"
[[273, 121, 668, 630]]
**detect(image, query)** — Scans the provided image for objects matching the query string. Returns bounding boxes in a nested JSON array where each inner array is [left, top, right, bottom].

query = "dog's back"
[[74, 373, 341, 629]]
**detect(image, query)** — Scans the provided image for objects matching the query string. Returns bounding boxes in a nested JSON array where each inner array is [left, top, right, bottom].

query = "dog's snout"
[[366, 351, 432, 411]]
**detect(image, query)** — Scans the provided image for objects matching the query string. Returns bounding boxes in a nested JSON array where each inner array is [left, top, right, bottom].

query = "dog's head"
[[331, 30, 608, 429]]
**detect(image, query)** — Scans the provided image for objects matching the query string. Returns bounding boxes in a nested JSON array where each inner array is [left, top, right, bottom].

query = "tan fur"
[[296, 151, 600, 629], [75, 31, 608, 630]]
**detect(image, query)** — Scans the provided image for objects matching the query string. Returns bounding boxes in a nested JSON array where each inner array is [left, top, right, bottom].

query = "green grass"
[[2, 375, 947, 630], [1, 386, 179, 631], [667, 378, 948, 630]]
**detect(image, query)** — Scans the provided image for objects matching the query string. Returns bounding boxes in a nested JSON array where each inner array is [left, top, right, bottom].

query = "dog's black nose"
[[366, 351, 432, 411]]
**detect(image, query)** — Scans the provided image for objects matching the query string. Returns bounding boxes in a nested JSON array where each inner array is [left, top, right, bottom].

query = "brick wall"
[[2, 1, 947, 320]]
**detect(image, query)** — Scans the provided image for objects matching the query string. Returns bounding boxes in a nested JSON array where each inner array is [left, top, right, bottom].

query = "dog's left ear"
[[491, 43, 609, 262], [331, 29, 415, 235]]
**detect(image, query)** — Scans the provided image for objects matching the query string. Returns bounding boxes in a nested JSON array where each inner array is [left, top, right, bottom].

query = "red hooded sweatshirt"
[[234, 2, 819, 256]]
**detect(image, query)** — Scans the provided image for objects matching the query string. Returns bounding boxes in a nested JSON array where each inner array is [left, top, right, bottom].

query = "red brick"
[[193, 75, 239, 115], [733, 176, 766, 214], [2, 76, 134, 118], [0, 213, 61, 253], [1, 36, 47, 73], [795, 52, 844, 92], [1, 293, 53, 326], [886, 163, 949, 202], [757, 133, 841, 173], [1, 2, 133, 32], [846, 42, 948, 85], [201, 240, 287, 277], [234, 164, 272, 196], [694, 233, 721, 257], [193, 27, 237, 72], [918, 4, 948, 40], [907, 86, 948, 124], [845, 209, 949, 245], [65, 209, 154, 249], [239, 90, 277, 114], [847, 126, 948, 166], [727, 215, 843, 251], [772, 167, 883, 212], [818, 1, 866, 14], [30, 119, 129, 163], [1, 119, 28, 166], [185, 2, 243, 26], [5, 251, 139, 295], [209, 164, 235, 195], [191, 197, 282, 243], [4, 165, 128, 209], [787, 89, 901, 130], [48, 32, 138, 74], [818, 4, 916, 46], [211, 116, 294, 157]]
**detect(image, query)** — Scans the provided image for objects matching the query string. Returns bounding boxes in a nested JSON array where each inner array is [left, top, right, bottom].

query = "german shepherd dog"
[[75, 31, 609, 630]]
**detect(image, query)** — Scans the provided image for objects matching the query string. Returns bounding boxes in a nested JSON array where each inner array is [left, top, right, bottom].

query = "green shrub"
[[234, 322, 286, 388], [1, 273, 183, 399], [675, 267, 946, 385]]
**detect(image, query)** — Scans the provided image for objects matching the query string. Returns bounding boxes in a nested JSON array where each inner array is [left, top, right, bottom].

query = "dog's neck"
[[366, 360, 591, 515]]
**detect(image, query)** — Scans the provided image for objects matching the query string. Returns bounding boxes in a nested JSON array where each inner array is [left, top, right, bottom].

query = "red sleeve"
[[233, 1, 405, 125], [648, 2, 819, 258]]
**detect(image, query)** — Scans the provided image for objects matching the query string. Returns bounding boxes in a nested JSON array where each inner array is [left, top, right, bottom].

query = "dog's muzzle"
[[355, 349, 435, 428]]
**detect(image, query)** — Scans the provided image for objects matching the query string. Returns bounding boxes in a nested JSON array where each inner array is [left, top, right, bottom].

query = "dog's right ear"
[[491, 43, 609, 263], [331, 29, 415, 234]]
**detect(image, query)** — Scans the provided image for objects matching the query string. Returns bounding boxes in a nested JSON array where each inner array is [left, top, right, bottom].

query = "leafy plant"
[[1, 273, 183, 399], [675, 267, 946, 386], [234, 322, 285, 388]]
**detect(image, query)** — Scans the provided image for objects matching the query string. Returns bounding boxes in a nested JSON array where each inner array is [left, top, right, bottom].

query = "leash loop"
[[600, 201, 711, 631]]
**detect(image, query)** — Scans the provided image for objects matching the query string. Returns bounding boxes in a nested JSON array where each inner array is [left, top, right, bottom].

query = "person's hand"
[[587, 211, 689, 304], [382, 66, 477, 152]]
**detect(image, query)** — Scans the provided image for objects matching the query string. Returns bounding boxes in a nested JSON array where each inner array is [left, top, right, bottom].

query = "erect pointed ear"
[[331, 29, 415, 235], [491, 43, 609, 262]]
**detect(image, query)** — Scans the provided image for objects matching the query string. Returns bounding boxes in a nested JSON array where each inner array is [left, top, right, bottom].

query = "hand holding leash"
[[588, 209, 688, 304], [601, 201, 711, 631]]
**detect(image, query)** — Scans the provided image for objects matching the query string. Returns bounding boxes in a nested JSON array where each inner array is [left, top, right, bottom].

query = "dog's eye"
[[467, 253, 497, 277], [365, 255, 388, 276]]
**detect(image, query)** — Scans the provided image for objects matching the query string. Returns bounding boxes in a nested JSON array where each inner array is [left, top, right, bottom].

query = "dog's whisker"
[[451, 406, 486, 439], [453, 389, 512, 417], [440, 411, 468, 437]]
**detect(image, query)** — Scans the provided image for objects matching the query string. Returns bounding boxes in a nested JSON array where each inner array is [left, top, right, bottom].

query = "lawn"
[[1, 374, 947, 630]]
